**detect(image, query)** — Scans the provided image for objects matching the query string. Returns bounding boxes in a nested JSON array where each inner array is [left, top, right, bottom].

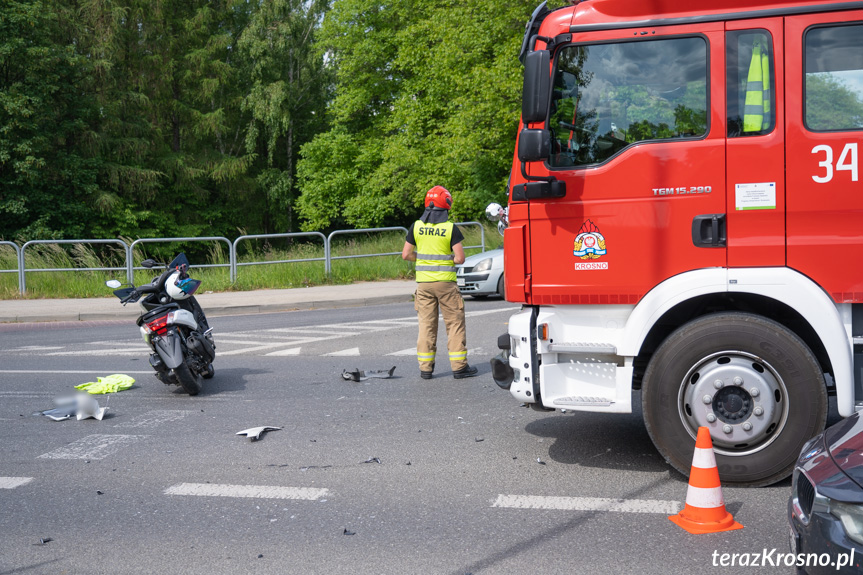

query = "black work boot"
[[421, 364, 434, 380], [452, 365, 479, 379]]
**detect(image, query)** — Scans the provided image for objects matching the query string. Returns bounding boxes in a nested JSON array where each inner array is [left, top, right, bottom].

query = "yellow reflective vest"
[[413, 221, 457, 282], [743, 40, 771, 133]]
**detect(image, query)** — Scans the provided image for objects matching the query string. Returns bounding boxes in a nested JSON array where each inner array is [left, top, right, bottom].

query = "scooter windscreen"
[[167, 253, 191, 270]]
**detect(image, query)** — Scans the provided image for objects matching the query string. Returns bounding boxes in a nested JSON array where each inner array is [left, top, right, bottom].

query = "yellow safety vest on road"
[[743, 40, 772, 133], [414, 221, 456, 282]]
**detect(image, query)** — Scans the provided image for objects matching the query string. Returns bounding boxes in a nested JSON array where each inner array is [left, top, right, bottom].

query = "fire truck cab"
[[492, 0, 863, 485]]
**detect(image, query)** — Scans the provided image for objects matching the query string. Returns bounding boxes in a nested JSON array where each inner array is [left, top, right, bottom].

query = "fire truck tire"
[[642, 312, 827, 487], [175, 362, 202, 396]]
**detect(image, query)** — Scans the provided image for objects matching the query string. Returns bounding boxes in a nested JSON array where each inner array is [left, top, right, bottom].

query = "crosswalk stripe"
[[0, 477, 33, 489], [388, 348, 417, 356], [325, 348, 360, 356], [492, 494, 681, 514], [37, 434, 147, 460], [265, 347, 302, 356], [113, 410, 192, 429], [164, 483, 329, 500]]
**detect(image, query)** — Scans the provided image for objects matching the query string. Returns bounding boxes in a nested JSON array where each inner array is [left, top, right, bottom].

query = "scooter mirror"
[[106, 280, 122, 289], [141, 259, 157, 269]]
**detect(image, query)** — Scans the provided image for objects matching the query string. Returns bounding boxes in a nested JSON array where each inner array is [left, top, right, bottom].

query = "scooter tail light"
[[146, 314, 169, 336]]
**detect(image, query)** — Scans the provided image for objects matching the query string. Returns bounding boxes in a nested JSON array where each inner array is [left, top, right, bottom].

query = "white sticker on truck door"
[[735, 182, 776, 211]]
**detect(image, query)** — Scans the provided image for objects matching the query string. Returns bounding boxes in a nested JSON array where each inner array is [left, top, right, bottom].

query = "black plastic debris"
[[341, 366, 396, 382], [236, 426, 281, 441], [32, 538, 52, 546], [475, 437, 484, 442], [96, 490, 104, 495], [362, 457, 382, 464], [537, 458, 546, 465], [343, 528, 356, 536]]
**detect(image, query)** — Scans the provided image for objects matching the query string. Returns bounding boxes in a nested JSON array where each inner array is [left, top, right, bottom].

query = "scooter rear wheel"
[[174, 362, 202, 396]]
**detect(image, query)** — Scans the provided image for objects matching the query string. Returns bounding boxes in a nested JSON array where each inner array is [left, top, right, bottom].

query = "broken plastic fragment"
[[341, 366, 396, 382], [236, 426, 281, 441], [343, 528, 355, 536], [362, 457, 382, 464], [75, 394, 108, 421]]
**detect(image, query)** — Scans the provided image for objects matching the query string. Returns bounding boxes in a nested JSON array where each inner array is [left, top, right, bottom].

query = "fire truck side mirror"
[[517, 128, 550, 162], [522, 49, 550, 124]]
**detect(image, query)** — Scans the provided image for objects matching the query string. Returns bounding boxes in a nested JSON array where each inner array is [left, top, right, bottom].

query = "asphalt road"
[[0, 299, 804, 574]]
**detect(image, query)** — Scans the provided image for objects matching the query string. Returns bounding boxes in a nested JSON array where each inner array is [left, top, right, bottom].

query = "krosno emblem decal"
[[573, 220, 608, 270]]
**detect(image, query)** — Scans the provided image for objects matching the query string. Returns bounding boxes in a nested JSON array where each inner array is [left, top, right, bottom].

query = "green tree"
[[296, 0, 535, 230], [239, 0, 332, 233], [0, 0, 101, 239]]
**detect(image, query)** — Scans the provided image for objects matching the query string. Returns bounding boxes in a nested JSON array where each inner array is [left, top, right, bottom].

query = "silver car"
[[456, 249, 504, 299]]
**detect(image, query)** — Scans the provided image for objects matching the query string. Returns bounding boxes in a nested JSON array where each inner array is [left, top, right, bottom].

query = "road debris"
[[341, 366, 396, 382], [39, 394, 108, 421], [236, 426, 281, 441], [75, 374, 135, 394], [32, 538, 52, 546], [362, 457, 382, 464], [343, 528, 356, 535]]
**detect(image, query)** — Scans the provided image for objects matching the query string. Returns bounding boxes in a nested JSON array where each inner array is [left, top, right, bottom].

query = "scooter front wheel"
[[173, 362, 202, 395]]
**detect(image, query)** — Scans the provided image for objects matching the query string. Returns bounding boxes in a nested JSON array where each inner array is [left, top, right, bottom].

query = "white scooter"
[[107, 253, 215, 395]]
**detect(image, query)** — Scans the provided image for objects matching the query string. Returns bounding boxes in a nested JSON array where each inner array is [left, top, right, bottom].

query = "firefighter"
[[401, 186, 478, 380]]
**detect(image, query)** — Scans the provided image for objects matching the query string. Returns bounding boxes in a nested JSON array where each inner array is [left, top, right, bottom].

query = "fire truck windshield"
[[549, 36, 708, 168]]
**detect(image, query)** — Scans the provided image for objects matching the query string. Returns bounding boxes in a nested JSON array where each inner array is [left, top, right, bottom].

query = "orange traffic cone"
[[669, 426, 743, 534]]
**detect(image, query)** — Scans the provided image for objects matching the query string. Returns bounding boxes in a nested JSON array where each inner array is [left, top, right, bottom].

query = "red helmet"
[[425, 186, 452, 210]]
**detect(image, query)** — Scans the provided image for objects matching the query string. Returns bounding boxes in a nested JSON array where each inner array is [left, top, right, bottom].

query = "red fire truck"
[[489, 0, 863, 485]]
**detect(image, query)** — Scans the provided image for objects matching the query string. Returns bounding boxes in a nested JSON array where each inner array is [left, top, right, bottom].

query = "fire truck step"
[[552, 396, 614, 407], [548, 342, 617, 354]]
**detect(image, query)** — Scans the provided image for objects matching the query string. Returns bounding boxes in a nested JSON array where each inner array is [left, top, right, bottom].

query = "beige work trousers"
[[414, 281, 468, 373]]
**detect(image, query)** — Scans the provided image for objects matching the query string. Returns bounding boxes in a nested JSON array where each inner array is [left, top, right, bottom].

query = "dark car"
[[789, 412, 863, 574]]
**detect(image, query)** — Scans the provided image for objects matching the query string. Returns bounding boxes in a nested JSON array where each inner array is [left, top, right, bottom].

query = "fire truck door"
[[527, 26, 726, 304], [785, 12, 863, 300], [725, 20, 786, 267]]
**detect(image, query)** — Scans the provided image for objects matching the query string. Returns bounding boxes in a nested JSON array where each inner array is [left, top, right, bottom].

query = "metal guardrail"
[[2, 222, 487, 294], [0, 241, 22, 293], [232, 232, 328, 281], [20, 239, 129, 294], [326, 227, 409, 274], [128, 237, 232, 284]]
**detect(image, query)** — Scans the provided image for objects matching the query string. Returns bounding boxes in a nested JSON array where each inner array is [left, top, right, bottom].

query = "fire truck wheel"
[[642, 312, 827, 487]]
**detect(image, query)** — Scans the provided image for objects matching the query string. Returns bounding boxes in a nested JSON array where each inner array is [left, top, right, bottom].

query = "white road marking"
[[113, 410, 192, 429], [265, 347, 302, 356], [0, 477, 33, 489], [10, 346, 64, 351], [465, 308, 518, 317], [492, 494, 681, 514], [388, 348, 417, 356], [325, 347, 360, 356], [37, 434, 148, 460], [46, 349, 151, 356], [0, 370, 154, 374], [164, 483, 329, 500]]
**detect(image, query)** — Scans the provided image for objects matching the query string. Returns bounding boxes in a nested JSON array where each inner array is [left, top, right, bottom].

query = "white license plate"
[[457, 278, 465, 287]]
